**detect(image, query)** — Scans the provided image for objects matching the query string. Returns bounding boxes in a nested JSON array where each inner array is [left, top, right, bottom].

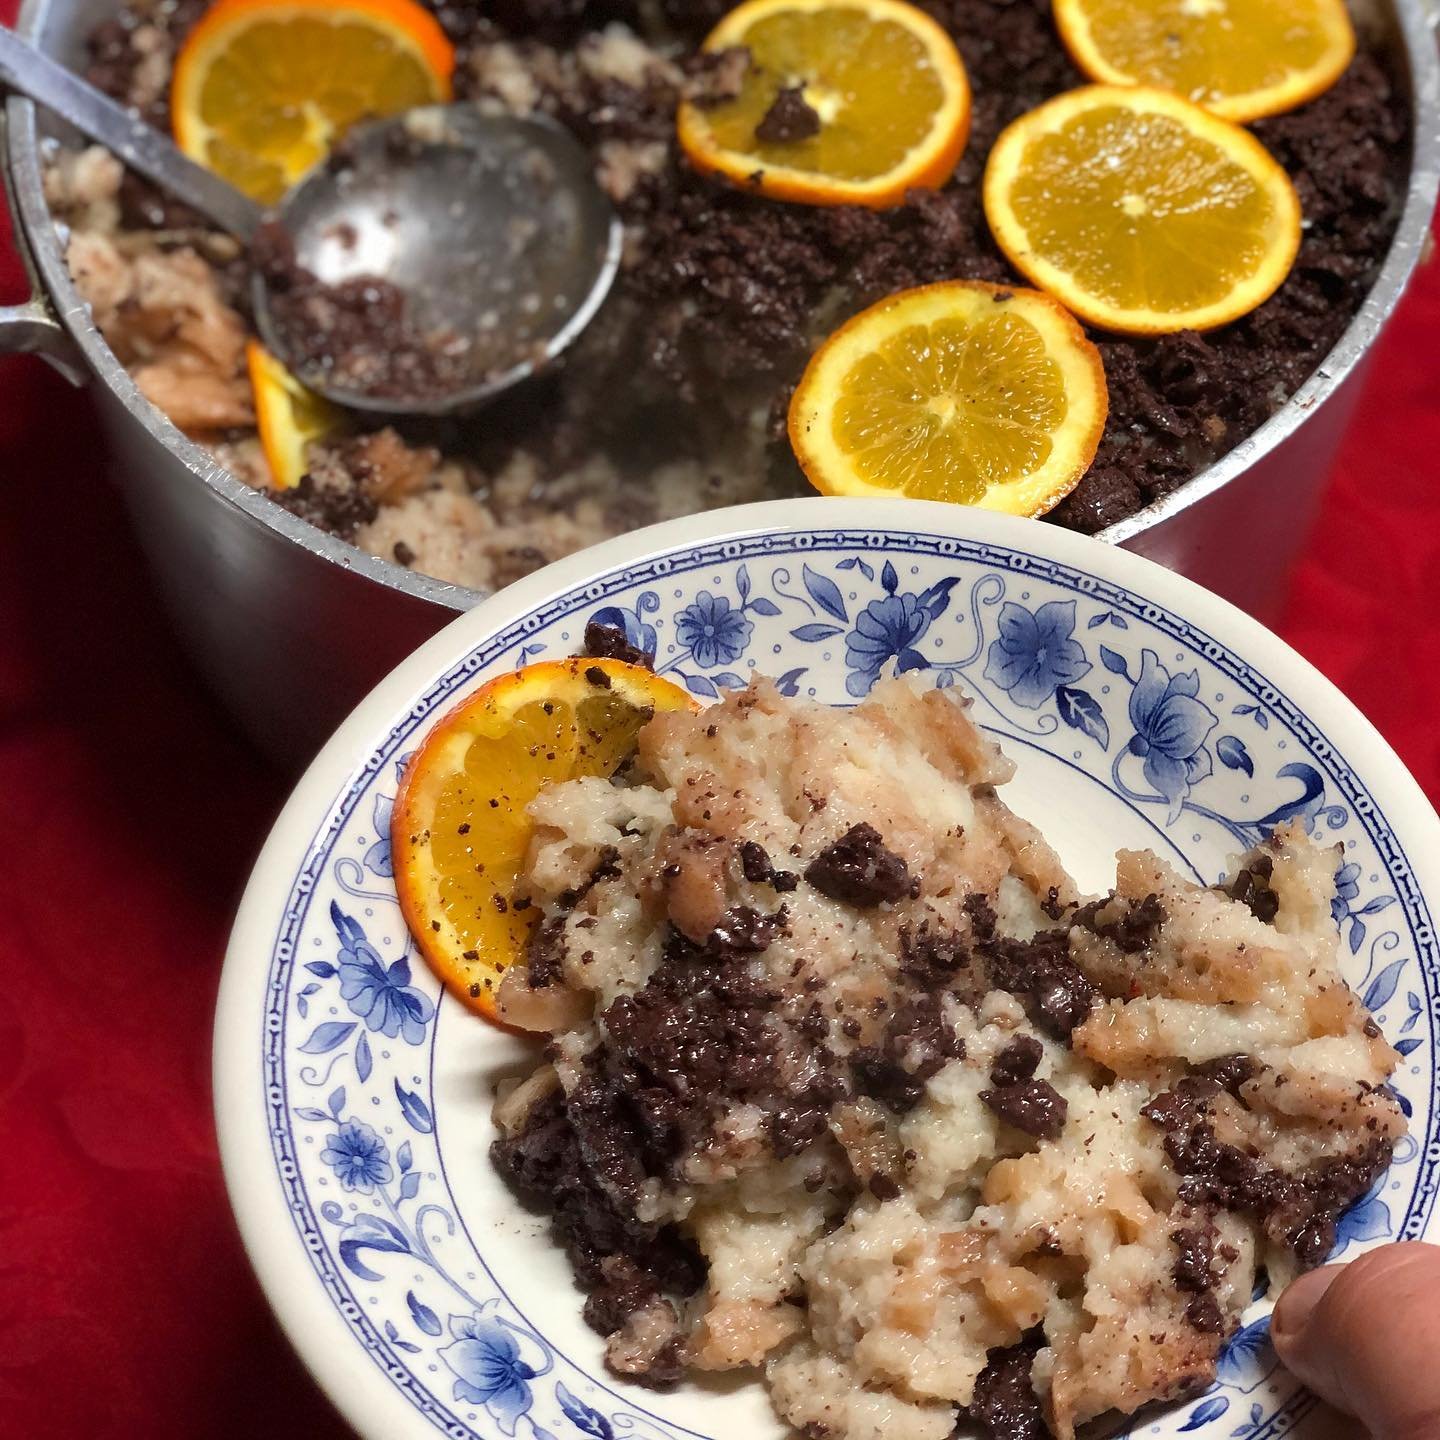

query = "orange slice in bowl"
[[984, 86, 1302, 335], [788, 281, 1107, 516], [1053, 0, 1355, 124], [172, 0, 454, 203], [676, 0, 971, 209], [247, 340, 343, 489], [392, 658, 698, 1022]]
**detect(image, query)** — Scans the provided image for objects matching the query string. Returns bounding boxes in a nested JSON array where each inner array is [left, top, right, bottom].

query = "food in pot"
[[393, 660, 1403, 1439], [1052, 0, 1357, 124], [47, 0, 1409, 589], [787, 280, 1109, 514], [982, 85, 1304, 336]]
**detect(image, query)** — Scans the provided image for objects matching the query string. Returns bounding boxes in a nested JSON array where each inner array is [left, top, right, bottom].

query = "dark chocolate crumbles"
[[980, 1076, 1068, 1140], [755, 85, 822, 144], [582, 620, 656, 668], [1142, 1070, 1394, 1268], [250, 220, 482, 403], [804, 823, 915, 907], [80, 0, 1411, 544], [966, 894, 1099, 1040], [851, 994, 965, 1113], [963, 1336, 1050, 1440]]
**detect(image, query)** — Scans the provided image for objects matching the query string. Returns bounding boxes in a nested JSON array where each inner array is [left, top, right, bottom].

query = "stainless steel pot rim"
[[6, 0, 1439, 614]]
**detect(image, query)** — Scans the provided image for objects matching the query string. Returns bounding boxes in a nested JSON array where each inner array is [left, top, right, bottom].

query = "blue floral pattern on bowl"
[[231, 520, 1439, 1440]]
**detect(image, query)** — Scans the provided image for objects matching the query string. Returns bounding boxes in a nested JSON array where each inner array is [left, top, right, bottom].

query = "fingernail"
[[1272, 1266, 1341, 1347]]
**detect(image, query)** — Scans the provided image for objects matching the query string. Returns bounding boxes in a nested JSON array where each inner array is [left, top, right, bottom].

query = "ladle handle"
[[0, 26, 263, 241]]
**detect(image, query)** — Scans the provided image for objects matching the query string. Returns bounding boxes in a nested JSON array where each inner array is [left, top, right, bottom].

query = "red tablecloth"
[[1, 117, 1437, 1438]]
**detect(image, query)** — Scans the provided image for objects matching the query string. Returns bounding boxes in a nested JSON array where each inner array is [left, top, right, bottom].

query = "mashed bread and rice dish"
[[473, 668, 1404, 1440], [45, 0, 1409, 591]]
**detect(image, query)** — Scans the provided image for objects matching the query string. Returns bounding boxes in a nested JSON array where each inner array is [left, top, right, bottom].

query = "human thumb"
[[1272, 1243, 1440, 1440]]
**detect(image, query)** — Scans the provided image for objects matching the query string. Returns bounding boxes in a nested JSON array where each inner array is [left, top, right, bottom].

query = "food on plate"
[[788, 280, 1107, 515], [171, 0, 454, 202], [674, 0, 972, 209], [395, 652, 1403, 1438], [392, 648, 696, 1020], [51, 0, 1408, 583], [1053, 0, 1356, 125], [983, 86, 1303, 335]]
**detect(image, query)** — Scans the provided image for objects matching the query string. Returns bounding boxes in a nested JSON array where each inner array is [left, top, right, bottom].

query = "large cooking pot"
[[4, 0, 1438, 766]]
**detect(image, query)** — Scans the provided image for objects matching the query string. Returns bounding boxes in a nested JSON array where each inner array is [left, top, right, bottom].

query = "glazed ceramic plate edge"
[[214, 497, 1440, 1439]]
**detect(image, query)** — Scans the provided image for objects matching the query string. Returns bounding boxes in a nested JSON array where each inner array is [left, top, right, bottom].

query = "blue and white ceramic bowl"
[[216, 498, 1440, 1440]]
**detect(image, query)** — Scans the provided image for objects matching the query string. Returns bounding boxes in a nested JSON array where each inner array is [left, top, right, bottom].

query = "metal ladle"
[[0, 27, 623, 416]]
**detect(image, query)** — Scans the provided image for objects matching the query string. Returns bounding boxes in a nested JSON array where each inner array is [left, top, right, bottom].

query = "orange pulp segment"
[[788, 280, 1108, 516]]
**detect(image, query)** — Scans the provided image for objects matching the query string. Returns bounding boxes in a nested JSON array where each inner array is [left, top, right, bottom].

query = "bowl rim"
[[6, 0, 1440, 608], [213, 495, 1440, 1440]]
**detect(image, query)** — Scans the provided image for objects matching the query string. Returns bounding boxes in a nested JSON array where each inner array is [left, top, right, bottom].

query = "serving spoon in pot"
[[0, 26, 623, 416]]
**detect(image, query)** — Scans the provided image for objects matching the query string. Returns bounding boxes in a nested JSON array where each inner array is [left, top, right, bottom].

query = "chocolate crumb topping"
[[526, 915, 569, 988], [708, 903, 788, 955], [805, 823, 913, 907], [1170, 1224, 1219, 1293], [269, 473, 377, 541], [1185, 1291, 1226, 1336], [966, 896, 1098, 1040], [1193, 1054, 1261, 1096], [491, 1089, 705, 1321], [739, 839, 800, 892], [1074, 891, 1167, 953], [964, 1336, 1048, 1440], [584, 665, 613, 688], [990, 1034, 1044, 1087], [851, 994, 964, 1113], [981, 1078, 1068, 1140], [251, 220, 480, 402], [896, 921, 972, 990], [583, 1254, 663, 1336], [868, 1173, 902, 1201], [1143, 1075, 1394, 1268], [755, 85, 822, 144], [583, 621, 655, 668], [1224, 858, 1281, 924]]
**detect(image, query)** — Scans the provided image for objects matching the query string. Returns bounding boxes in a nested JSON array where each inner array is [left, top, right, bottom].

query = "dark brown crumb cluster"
[[851, 994, 965, 1113], [963, 1335, 1049, 1440], [250, 219, 482, 404], [269, 471, 378, 540], [490, 1084, 706, 1335], [981, 1034, 1067, 1140], [804, 822, 915, 907], [1221, 852, 1281, 924], [493, 811, 1396, 1419], [582, 619, 656, 668], [965, 893, 1099, 1039], [81, 0, 1409, 541], [1169, 1220, 1237, 1336], [1142, 1067, 1394, 1268]]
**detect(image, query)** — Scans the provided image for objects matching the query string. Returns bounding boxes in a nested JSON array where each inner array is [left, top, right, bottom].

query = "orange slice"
[[173, 0, 454, 204], [392, 658, 698, 1022], [247, 340, 343, 489], [984, 86, 1302, 335], [676, 0, 970, 209], [1053, 0, 1355, 124], [788, 281, 1107, 516]]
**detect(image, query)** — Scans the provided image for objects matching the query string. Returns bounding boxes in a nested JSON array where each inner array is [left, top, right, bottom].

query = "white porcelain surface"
[[216, 498, 1440, 1440]]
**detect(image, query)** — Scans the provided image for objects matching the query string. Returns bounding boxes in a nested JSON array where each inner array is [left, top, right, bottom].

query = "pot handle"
[[0, 109, 87, 384]]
